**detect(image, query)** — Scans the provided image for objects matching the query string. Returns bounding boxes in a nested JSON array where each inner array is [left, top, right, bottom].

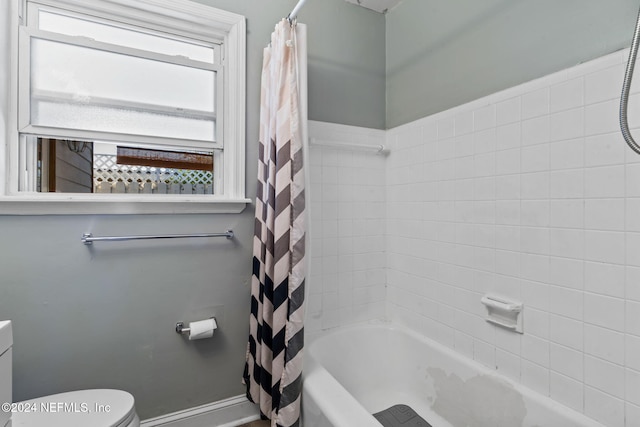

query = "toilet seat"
[[11, 389, 139, 427]]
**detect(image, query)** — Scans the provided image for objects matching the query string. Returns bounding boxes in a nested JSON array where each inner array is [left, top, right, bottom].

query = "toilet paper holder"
[[175, 322, 190, 335], [175, 317, 216, 335]]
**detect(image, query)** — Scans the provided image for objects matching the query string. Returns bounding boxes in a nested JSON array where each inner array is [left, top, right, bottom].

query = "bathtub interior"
[[305, 323, 604, 427]]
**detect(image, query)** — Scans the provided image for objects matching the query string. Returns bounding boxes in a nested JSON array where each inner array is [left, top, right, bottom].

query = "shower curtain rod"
[[287, 0, 309, 22]]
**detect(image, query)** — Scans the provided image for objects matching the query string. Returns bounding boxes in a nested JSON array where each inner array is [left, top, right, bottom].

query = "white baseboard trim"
[[141, 395, 260, 427]]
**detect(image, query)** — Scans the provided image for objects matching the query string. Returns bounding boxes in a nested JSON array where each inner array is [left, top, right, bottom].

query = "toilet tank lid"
[[0, 321, 12, 355]]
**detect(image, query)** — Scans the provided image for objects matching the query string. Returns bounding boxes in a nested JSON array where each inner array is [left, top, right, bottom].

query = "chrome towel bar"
[[81, 230, 234, 245]]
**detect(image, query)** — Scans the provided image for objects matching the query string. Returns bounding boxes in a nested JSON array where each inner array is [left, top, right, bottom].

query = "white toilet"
[[0, 321, 140, 427]]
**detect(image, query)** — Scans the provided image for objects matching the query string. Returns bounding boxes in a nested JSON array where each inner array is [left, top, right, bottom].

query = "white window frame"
[[0, 0, 248, 214]]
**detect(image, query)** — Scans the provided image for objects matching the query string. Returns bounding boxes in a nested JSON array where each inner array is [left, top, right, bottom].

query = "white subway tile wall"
[[306, 121, 387, 334], [307, 49, 639, 427], [386, 49, 640, 427]]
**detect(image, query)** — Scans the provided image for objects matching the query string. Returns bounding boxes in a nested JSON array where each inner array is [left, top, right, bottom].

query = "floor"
[[238, 421, 269, 427]]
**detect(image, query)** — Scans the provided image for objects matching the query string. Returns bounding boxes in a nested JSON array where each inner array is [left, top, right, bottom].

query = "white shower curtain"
[[243, 19, 307, 427]]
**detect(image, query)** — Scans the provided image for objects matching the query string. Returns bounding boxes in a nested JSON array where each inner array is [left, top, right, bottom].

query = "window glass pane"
[[38, 10, 216, 63], [32, 38, 215, 113], [93, 142, 215, 194], [32, 139, 215, 194], [30, 37, 216, 142]]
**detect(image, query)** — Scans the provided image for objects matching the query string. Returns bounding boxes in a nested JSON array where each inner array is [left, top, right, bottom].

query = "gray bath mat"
[[373, 404, 433, 427]]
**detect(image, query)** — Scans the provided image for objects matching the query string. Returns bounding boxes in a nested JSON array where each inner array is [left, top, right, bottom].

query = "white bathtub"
[[302, 322, 605, 427]]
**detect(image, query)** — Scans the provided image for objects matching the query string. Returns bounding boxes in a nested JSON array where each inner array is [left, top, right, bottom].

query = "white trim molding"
[[140, 395, 259, 427], [0, 195, 251, 215]]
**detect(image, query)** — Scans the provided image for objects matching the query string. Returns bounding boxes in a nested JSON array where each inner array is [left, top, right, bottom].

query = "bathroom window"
[[0, 0, 247, 214]]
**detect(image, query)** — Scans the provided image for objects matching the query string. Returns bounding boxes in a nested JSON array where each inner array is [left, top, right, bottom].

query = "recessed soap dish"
[[481, 294, 523, 333]]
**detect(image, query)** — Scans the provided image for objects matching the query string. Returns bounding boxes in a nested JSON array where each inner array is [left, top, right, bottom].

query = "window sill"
[[0, 194, 252, 215]]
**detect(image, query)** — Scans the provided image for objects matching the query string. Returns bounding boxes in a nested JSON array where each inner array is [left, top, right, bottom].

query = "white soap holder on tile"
[[481, 294, 524, 333]]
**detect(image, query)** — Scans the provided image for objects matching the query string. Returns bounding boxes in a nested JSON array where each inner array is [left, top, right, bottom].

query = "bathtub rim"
[[303, 319, 606, 427]]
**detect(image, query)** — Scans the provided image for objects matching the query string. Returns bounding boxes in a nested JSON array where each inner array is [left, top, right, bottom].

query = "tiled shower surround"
[[308, 49, 640, 427], [307, 121, 387, 333]]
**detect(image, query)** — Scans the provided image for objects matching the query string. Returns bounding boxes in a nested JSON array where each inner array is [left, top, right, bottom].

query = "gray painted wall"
[[4, 0, 639, 421], [386, 0, 639, 128], [195, 0, 387, 131], [0, 0, 385, 419]]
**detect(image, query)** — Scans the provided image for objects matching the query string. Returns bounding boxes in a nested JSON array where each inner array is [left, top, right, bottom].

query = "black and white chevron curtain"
[[243, 19, 307, 427]]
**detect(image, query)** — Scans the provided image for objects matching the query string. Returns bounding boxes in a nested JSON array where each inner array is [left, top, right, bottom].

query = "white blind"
[[20, 5, 222, 148]]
